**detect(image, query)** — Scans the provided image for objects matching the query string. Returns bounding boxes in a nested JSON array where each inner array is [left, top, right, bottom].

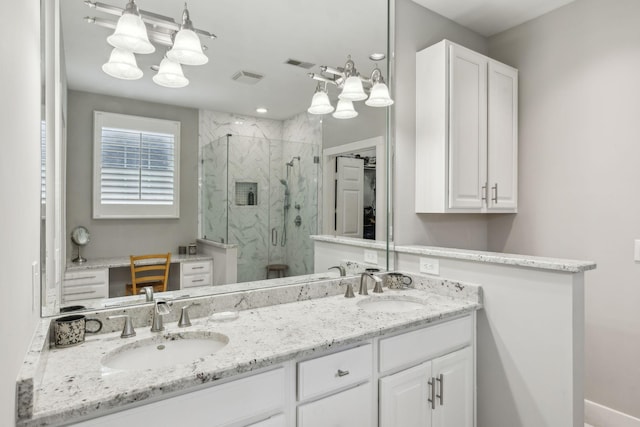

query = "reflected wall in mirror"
[[41, 0, 391, 315]]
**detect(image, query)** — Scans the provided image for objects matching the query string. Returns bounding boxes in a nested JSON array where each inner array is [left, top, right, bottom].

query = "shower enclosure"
[[201, 135, 320, 283]]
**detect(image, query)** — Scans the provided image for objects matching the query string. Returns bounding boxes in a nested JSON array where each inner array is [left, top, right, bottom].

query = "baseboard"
[[585, 400, 640, 427]]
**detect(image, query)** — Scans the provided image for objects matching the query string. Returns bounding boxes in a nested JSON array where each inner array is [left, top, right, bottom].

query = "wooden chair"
[[125, 253, 171, 296]]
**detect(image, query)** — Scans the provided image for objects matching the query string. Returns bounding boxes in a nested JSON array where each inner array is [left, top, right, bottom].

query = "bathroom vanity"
[[16, 275, 481, 426]]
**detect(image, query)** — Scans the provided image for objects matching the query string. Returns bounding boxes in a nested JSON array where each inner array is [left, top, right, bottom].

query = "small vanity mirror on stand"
[[71, 226, 90, 263]]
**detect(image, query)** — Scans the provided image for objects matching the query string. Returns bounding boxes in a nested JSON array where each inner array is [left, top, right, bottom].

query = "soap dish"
[[210, 311, 239, 322]]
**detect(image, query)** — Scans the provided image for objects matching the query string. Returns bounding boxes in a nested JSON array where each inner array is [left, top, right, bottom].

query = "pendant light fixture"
[[307, 82, 335, 115], [306, 54, 393, 119], [101, 48, 143, 80], [153, 57, 189, 88], [107, 0, 155, 54], [167, 4, 209, 66]]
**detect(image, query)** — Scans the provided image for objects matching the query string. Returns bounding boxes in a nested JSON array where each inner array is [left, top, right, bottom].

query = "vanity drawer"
[[297, 381, 372, 427], [62, 284, 108, 302], [379, 315, 472, 373], [182, 273, 211, 288], [63, 268, 108, 287], [297, 343, 372, 401], [182, 260, 212, 275]]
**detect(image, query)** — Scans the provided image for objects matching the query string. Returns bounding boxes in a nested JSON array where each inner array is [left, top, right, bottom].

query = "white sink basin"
[[357, 295, 426, 313], [101, 331, 229, 373]]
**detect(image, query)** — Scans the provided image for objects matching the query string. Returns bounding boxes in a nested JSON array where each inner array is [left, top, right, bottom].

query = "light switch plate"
[[364, 250, 378, 264], [420, 257, 440, 275], [634, 240, 640, 262]]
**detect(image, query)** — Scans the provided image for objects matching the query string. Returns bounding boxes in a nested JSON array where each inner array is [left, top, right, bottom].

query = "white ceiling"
[[61, 0, 387, 120], [411, 0, 576, 37]]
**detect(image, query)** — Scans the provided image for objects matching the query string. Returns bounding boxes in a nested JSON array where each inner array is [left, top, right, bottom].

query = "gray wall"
[[0, 0, 40, 425], [392, 0, 490, 248], [488, 0, 640, 418], [66, 90, 199, 259], [322, 105, 387, 148]]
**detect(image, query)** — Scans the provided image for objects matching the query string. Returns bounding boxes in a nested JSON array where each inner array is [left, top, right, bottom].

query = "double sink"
[[100, 292, 429, 373]]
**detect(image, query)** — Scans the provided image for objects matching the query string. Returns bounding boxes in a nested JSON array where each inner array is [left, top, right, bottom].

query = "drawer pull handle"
[[428, 377, 436, 410], [66, 275, 97, 281], [436, 373, 444, 405], [191, 279, 204, 283], [337, 369, 350, 377], [192, 266, 204, 270], [64, 289, 97, 296]]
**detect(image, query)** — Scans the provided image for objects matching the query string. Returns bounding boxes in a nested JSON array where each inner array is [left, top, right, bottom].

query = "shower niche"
[[235, 182, 257, 206]]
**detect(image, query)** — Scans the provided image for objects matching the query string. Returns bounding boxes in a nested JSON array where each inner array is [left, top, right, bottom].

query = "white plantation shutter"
[[93, 111, 180, 219]]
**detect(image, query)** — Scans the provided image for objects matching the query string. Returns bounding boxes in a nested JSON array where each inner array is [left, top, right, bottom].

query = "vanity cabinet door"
[[297, 382, 372, 427], [431, 346, 473, 427], [379, 361, 432, 427]]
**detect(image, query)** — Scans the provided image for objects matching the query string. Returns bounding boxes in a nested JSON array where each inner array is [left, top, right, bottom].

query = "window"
[[93, 111, 180, 219]]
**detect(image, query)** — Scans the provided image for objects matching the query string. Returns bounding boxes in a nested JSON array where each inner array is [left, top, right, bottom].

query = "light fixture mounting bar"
[[85, 16, 174, 47], [84, 0, 216, 39]]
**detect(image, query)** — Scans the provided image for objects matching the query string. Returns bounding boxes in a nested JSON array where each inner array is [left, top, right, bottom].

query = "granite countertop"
[[66, 254, 214, 272], [18, 276, 481, 426]]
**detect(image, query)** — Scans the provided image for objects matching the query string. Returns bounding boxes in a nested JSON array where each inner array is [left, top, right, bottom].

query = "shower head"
[[286, 156, 301, 167]]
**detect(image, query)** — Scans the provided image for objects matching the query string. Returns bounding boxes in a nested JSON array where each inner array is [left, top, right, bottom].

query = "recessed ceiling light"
[[256, 107, 268, 114], [369, 53, 386, 61]]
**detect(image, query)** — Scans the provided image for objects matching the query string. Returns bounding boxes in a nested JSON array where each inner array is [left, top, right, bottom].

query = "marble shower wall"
[[199, 110, 322, 283]]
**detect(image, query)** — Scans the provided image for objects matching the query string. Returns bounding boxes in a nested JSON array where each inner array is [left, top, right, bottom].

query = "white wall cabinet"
[[416, 39, 518, 213]]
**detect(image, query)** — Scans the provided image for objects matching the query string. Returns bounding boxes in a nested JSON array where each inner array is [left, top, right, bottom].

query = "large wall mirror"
[[41, 0, 392, 316]]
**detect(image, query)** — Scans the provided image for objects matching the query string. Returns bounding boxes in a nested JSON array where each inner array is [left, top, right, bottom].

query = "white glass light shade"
[[339, 76, 367, 101], [307, 91, 334, 115], [167, 29, 208, 66], [365, 82, 394, 107], [107, 13, 155, 54], [101, 48, 143, 80], [332, 99, 358, 119], [152, 57, 189, 88]]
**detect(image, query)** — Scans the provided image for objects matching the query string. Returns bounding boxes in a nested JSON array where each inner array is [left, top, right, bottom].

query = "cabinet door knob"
[[337, 369, 350, 377], [436, 373, 444, 405]]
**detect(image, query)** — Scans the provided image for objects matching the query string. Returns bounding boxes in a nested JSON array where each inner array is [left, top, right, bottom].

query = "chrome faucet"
[[359, 272, 383, 295], [151, 300, 172, 332], [328, 265, 346, 277], [139, 286, 154, 302]]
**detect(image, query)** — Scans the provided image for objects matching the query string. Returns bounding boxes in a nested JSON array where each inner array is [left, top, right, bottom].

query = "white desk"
[[63, 254, 214, 303]]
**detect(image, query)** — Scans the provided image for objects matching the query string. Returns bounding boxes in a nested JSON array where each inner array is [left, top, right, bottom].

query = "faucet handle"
[[107, 314, 136, 338], [344, 282, 355, 298], [178, 303, 199, 328]]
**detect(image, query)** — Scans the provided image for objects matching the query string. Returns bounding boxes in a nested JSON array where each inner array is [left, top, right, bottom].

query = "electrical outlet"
[[635, 240, 640, 262], [364, 250, 378, 264], [420, 257, 440, 275], [31, 261, 39, 312]]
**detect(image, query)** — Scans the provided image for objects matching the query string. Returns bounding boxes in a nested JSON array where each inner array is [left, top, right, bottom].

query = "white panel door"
[[379, 361, 432, 427], [432, 347, 473, 427], [448, 44, 488, 210], [335, 157, 364, 238], [487, 60, 518, 211], [297, 382, 372, 427]]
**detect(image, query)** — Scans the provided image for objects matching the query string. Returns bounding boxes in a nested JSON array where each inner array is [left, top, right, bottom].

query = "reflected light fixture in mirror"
[[101, 47, 143, 80], [153, 57, 189, 88], [107, 0, 155, 54], [307, 83, 335, 115], [307, 54, 393, 118], [166, 5, 209, 66], [333, 99, 358, 119]]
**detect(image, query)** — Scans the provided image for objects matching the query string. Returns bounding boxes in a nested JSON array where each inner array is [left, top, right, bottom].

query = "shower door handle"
[[271, 228, 277, 246]]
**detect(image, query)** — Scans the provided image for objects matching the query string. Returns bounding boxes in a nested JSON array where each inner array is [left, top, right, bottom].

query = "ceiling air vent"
[[284, 58, 315, 69], [231, 71, 264, 85]]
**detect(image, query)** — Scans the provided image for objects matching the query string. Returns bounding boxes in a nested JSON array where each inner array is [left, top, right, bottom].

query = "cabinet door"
[[379, 362, 432, 427], [431, 347, 473, 427], [448, 44, 488, 210], [297, 382, 372, 427], [487, 60, 518, 211]]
